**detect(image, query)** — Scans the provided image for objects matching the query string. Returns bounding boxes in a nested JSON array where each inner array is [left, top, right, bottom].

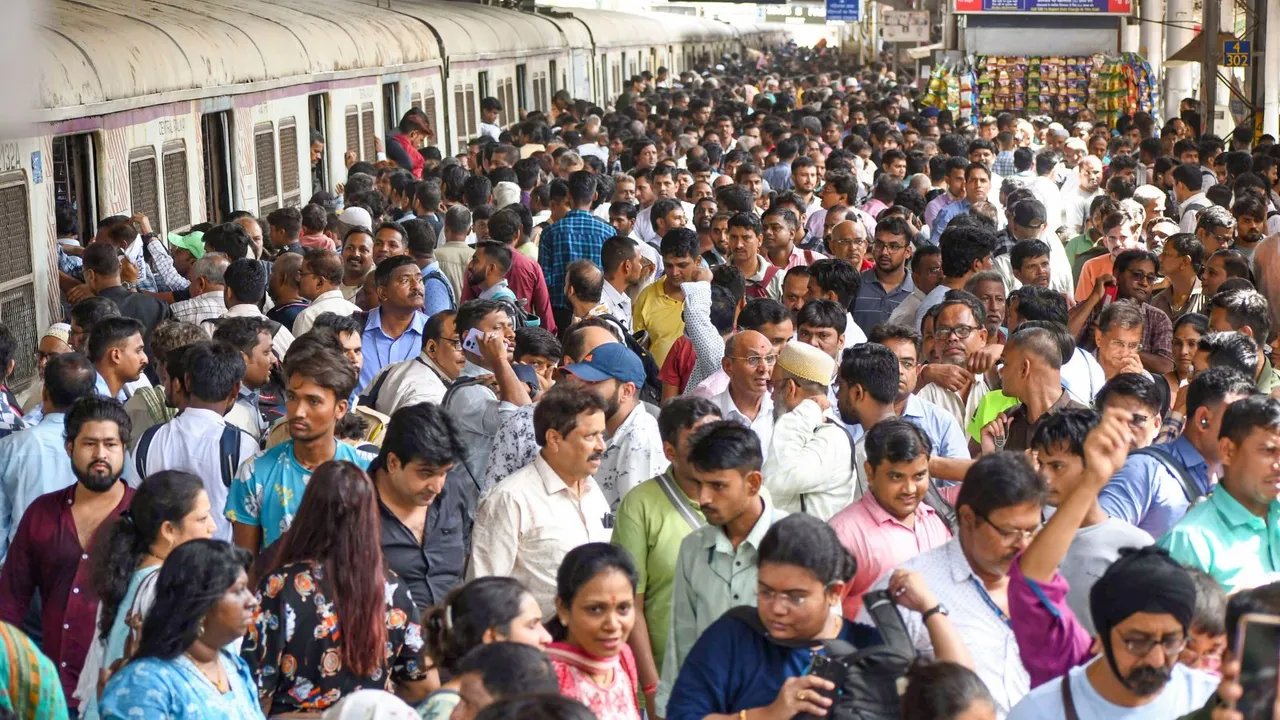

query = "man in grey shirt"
[[1031, 408, 1153, 634]]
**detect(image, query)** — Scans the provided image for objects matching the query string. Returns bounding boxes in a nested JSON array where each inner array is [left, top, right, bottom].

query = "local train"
[[0, 0, 787, 391]]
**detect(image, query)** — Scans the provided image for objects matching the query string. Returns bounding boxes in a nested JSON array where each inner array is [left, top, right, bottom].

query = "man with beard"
[[1160, 395, 1280, 593], [862, 452, 1044, 716], [600, 236, 644, 330], [88, 316, 149, 404], [469, 386, 612, 618], [1230, 193, 1267, 261], [1073, 249, 1175, 376], [834, 342, 902, 491], [226, 343, 373, 552], [338, 225, 375, 302], [0, 396, 135, 707], [562, 342, 667, 510], [371, 402, 468, 612], [356, 256, 428, 394], [1007, 408, 1218, 719], [291, 248, 362, 337], [655, 422, 786, 718], [762, 339, 854, 520], [853, 216, 915, 336], [467, 241, 518, 304]]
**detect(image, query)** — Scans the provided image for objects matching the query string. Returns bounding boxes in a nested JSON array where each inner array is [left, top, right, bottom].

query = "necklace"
[[185, 651, 230, 694]]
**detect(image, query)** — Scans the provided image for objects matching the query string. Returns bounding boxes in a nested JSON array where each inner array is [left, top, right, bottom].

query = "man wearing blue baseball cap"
[[563, 343, 668, 510]]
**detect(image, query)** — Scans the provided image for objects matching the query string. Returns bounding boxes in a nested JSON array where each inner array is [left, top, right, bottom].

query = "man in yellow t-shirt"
[[634, 228, 701, 366]]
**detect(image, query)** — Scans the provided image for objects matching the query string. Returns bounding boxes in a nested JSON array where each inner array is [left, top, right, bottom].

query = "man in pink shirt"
[[829, 418, 953, 618]]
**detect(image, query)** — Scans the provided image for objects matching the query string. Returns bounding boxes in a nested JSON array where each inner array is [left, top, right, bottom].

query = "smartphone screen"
[[1235, 614, 1280, 717]]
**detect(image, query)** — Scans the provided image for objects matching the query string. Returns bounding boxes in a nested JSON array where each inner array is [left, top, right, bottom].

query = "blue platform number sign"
[[30, 152, 41, 185], [1224, 40, 1250, 68], [827, 0, 861, 22]]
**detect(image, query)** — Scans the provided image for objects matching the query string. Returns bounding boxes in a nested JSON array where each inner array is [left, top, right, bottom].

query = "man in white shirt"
[[363, 310, 466, 416], [1172, 162, 1211, 233], [763, 341, 852, 520], [600, 236, 645, 330], [291, 248, 362, 337], [125, 342, 259, 541], [562, 343, 668, 510], [635, 167, 696, 245], [171, 253, 230, 327], [707, 330, 776, 459], [219, 258, 293, 360], [1061, 155, 1104, 236], [468, 386, 613, 618]]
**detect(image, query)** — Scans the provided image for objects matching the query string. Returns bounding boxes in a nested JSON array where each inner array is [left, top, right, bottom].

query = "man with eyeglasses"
[[1193, 205, 1236, 255], [862, 452, 1045, 716], [1007, 409, 1217, 719], [1101, 367, 1256, 537], [918, 292, 996, 432], [853, 216, 915, 336], [706, 330, 777, 461], [825, 219, 872, 272], [362, 310, 465, 416], [1073, 249, 1175, 377]]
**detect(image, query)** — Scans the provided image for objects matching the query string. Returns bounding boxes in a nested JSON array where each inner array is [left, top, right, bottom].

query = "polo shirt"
[[853, 269, 915, 336], [611, 470, 705, 675], [225, 440, 374, 548], [1158, 487, 1280, 593], [1099, 435, 1211, 537], [358, 308, 428, 394], [377, 477, 469, 611], [633, 281, 685, 367], [1074, 254, 1114, 303]]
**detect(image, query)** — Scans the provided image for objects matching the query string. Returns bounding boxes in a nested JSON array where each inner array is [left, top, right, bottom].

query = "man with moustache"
[[706, 330, 776, 459], [338, 225, 375, 302], [0, 396, 135, 708], [356, 256, 429, 394]]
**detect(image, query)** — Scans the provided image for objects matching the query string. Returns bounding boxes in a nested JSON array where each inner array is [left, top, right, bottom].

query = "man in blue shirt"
[[403, 218, 455, 317], [540, 171, 615, 328], [89, 317, 149, 404], [1100, 367, 1255, 537], [930, 162, 992, 244], [226, 342, 373, 552], [0, 353, 97, 560], [357, 256, 428, 394]]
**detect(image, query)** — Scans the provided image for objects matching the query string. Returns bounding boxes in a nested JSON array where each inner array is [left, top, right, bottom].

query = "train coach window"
[[411, 93, 423, 112], [50, 133, 97, 243], [549, 60, 558, 97], [308, 95, 328, 194], [361, 103, 376, 162], [128, 148, 161, 235], [162, 141, 190, 233], [503, 81, 516, 128], [516, 64, 528, 115], [254, 123, 278, 215], [477, 72, 490, 108], [423, 91, 439, 148], [345, 106, 360, 162], [383, 83, 400, 135], [465, 85, 477, 138], [453, 85, 467, 143], [0, 172, 37, 391], [279, 119, 301, 209]]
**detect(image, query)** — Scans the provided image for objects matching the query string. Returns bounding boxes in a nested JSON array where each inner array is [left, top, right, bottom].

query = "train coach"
[[0, 0, 786, 392]]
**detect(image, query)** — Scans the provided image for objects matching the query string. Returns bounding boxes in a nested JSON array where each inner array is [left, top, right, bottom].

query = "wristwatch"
[[921, 604, 949, 622]]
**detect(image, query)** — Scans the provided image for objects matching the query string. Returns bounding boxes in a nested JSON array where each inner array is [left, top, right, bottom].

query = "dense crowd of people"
[[0, 41, 1277, 720]]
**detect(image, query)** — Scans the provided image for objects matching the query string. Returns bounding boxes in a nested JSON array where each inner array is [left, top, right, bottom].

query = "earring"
[[197, 619, 206, 639]]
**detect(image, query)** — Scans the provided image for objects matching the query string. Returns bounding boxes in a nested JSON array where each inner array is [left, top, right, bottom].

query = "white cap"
[[340, 206, 373, 231]]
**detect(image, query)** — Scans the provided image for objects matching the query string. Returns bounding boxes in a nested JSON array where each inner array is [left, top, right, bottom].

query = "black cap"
[[1012, 199, 1047, 229]]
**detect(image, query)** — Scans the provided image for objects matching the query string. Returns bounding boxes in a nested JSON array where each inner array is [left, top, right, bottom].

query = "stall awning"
[[1167, 31, 1239, 65], [906, 42, 943, 60]]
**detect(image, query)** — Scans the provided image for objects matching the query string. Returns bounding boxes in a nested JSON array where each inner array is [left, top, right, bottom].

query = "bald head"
[[564, 325, 618, 364], [724, 329, 773, 399]]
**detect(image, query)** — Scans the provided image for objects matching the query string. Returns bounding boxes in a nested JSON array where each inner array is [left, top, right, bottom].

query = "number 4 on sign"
[[1224, 39, 1251, 68]]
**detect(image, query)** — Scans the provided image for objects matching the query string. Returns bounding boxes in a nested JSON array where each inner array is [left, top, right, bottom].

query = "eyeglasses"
[[1127, 270, 1161, 284], [730, 354, 778, 369], [439, 336, 462, 351], [872, 240, 908, 252], [829, 236, 867, 247], [34, 351, 61, 363], [757, 586, 815, 610], [1121, 633, 1189, 658], [1106, 339, 1144, 353], [933, 325, 982, 341], [979, 514, 1041, 545]]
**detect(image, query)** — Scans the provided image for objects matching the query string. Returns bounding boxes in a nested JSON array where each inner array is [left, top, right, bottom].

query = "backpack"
[[135, 422, 249, 488], [423, 265, 456, 311], [745, 264, 783, 299], [495, 296, 538, 329], [725, 588, 916, 720], [1131, 446, 1204, 504], [594, 313, 663, 405]]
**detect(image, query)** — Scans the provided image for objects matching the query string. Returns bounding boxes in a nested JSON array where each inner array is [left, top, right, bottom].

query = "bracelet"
[[642, 682, 658, 695]]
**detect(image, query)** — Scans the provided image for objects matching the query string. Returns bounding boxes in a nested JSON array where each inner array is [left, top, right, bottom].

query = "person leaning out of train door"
[[385, 109, 433, 179]]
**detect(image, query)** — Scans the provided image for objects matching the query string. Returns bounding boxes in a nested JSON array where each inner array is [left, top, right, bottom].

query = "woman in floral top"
[[241, 461, 429, 714]]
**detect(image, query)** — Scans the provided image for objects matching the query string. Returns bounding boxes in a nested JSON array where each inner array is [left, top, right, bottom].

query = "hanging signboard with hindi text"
[[954, 0, 1131, 13], [826, 0, 862, 22]]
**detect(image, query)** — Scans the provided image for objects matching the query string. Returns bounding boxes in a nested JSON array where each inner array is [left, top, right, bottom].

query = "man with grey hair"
[[1063, 155, 1104, 235], [555, 151, 584, 179], [436, 205, 476, 298], [170, 252, 231, 328]]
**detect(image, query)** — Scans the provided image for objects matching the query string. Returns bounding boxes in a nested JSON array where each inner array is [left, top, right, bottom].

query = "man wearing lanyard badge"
[[861, 451, 1045, 717]]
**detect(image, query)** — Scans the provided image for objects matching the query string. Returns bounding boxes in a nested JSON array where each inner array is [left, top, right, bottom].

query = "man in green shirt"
[[654, 421, 787, 717], [1160, 394, 1280, 592], [612, 396, 721, 715], [1065, 196, 1119, 283]]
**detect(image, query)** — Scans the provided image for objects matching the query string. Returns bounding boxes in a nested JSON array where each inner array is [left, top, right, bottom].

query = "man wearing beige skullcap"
[[761, 340, 855, 520]]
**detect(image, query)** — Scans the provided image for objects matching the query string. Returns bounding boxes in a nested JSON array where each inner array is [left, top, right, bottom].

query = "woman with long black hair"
[[241, 461, 429, 714], [97, 539, 261, 719], [78, 470, 218, 720]]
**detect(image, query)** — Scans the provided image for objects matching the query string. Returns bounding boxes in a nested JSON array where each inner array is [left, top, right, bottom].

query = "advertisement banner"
[[954, 0, 1131, 13], [882, 10, 930, 41]]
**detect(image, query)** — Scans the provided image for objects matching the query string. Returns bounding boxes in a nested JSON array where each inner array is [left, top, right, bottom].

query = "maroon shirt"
[[462, 250, 558, 333], [0, 483, 134, 702]]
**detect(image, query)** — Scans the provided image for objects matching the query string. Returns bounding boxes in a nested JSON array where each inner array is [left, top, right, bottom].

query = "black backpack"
[[594, 313, 663, 405], [726, 588, 916, 720]]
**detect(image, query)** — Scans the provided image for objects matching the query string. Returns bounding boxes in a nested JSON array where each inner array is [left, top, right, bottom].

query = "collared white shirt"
[[124, 407, 260, 542], [366, 353, 453, 416], [917, 374, 992, 433], [601, 281, 633, 331], [291, 289, 362, 337], [763, 399, 854, 520], [595, 404, 668, 510], [222, 303, 294, 359], [468, 454, 613, 618], [225, 387, 268, 443], [860, 538, 1030, 717], [708, 386, 775, 460], [171, 292, 227, 327], [635, 200, 697, 245], [843, 312, 868, 349]]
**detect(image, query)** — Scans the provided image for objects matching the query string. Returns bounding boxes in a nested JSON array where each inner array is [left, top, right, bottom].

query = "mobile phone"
[[1232, 613, 1280, 717], [806, 653, 847, 702], [462, 327, 486, 356], [1103, 283, 1118, 306]]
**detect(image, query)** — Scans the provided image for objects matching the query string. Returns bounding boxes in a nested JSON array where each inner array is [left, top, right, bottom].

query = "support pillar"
[[1139, 0, 1164, 103], [1165, 0, 1194, 120], [1266, 0, 1280, 136]]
